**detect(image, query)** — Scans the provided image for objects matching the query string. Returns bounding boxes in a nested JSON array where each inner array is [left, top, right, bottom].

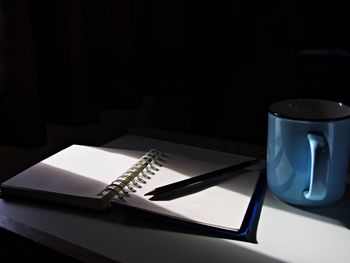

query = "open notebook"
[[0, 135, 265, 241]]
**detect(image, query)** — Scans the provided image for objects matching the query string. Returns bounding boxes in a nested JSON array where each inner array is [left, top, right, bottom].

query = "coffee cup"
[[267, 99, 350, 206]]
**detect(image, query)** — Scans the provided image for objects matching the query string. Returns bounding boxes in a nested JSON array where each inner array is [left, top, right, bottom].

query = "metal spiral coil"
[[98, 149, 164, 199]]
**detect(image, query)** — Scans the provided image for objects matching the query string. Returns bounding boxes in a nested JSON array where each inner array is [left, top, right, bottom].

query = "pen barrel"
[[148, 159, 258, 196]]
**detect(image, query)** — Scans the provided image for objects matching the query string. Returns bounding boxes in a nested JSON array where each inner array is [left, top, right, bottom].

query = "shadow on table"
[[265, 184, 350, 230]]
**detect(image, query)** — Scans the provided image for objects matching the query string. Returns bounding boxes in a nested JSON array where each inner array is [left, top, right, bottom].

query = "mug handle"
[[303, 133, 329, 201]]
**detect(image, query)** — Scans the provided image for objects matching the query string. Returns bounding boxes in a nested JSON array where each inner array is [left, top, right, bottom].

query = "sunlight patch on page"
[[42, 146, 140, 183]]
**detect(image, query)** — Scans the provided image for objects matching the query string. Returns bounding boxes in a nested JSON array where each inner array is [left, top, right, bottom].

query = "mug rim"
[[269, 99, 350, 122]]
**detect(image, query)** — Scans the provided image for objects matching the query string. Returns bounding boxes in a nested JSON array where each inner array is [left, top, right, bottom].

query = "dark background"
[[1, 1, 350, 147]]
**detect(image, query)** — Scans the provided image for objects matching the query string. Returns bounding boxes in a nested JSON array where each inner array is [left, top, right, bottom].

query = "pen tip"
[[144, 190, 156, 196]]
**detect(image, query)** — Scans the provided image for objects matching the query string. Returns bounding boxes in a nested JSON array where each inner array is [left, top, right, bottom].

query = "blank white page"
[[1, 145, 142, 200], [106, 135, 260, 231]]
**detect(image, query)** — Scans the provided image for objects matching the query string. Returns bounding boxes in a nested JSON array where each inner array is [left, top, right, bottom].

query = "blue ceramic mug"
[[267, 99, 350, 206]]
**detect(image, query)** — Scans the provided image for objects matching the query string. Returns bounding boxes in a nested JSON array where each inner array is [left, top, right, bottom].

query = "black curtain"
[[1, 1, 350, 147]]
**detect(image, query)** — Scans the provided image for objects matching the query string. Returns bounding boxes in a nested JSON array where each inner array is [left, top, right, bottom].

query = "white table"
[[1, 132, 349, 263]]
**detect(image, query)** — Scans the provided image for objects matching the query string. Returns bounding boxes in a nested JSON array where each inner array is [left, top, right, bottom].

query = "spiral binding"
[[98, 149, 164, 199]]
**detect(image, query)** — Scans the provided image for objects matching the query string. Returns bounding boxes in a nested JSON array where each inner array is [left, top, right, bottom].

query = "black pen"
[[144, 158, 259, 196]]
